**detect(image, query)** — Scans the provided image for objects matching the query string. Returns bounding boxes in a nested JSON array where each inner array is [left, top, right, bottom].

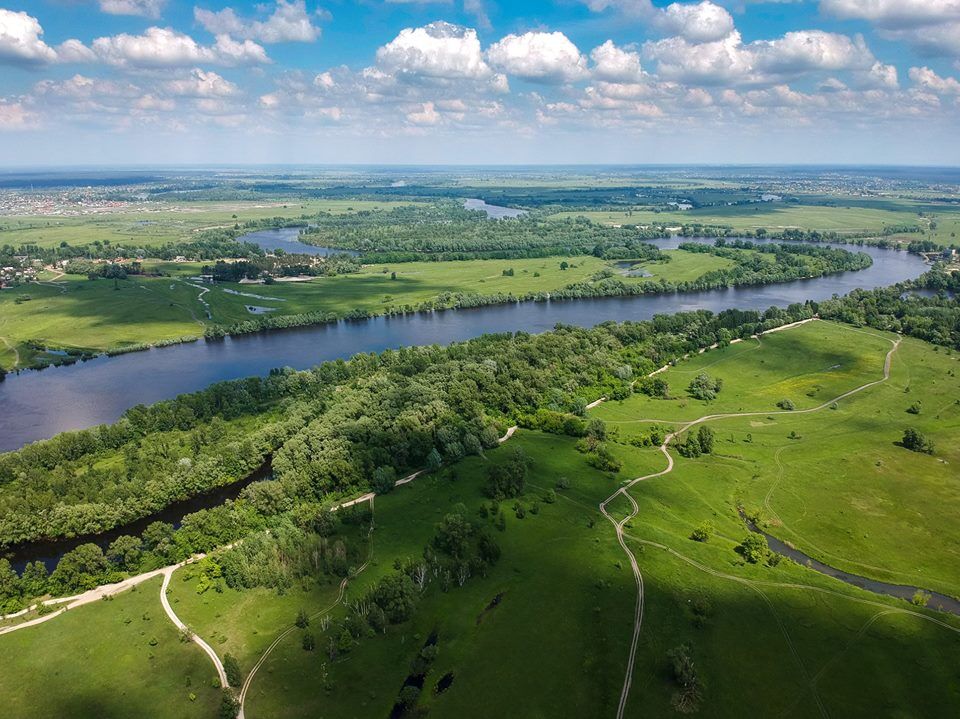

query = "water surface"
[[0, 239, 926, 452]]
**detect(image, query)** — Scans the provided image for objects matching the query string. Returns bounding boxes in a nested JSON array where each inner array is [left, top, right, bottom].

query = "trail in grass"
[[160, 566, 228, 689], [596, 324, 900, 719], [238, 562, 369, 719]]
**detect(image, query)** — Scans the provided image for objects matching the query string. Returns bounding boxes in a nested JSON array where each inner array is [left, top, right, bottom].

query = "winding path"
[[597, 321, 900, 719], [160, 566, 228, 689]]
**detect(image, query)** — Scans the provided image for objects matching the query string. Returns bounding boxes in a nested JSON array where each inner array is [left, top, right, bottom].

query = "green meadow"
[[0, 200, 419, 250], [0, 577, 222, 719], [549, 197, 960, 238], [2, 323, 959, 717], [0, 249, 733, 370]]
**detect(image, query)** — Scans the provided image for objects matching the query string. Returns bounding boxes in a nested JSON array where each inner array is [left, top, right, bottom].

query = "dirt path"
[[160, 567, 228, 689], [237, 563, 369, 719], [597, 325, 899, 719]]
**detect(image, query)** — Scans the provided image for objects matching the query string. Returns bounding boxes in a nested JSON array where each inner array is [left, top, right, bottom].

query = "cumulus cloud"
[[909, 66, 960, 94], [487, 31, 588, 83], [0, 9, 59, 66], [163, 69, 239, 97], [91, 27, 269, 67], [646, 29, 878, 85], [194, 1, 322, 44], [822, 1, 960, 57], [376, 21, 492, 80], [99, 0, 167, 19], [406, 101, 440, 124], [658, 2, 735, 44], [751, 31, 875, 74], [590, 40, 644, 83], [821, 0, 960, 27], [0, 99, 33, 129]]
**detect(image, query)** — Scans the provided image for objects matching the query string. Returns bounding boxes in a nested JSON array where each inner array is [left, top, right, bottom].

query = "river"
[[0, 238, 926, 453], [741, 512, 960, 616]]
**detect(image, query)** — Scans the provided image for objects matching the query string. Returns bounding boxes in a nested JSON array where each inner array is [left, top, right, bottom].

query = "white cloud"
[[0, 9, 59, 66], [407, 101, 440, 124], [99, 0, 167, 19], [646, 29, 878, 85], [376, 21, 491, 79], [659, 2, 735, 44], [854, 61, 898, 89], [194, 1, 321, 44], [822, 1, 960, 57], [0, 100, 32, 129], [821, 0, 960, 27], [909, 66, 960, 94], [883, 24, 960, 57], [752, 31, 875, 74], [164, 69, 239, 97], [134, 94, 176, 111], [33, 74, 141, 100], [487, 31, 588, 83], [91, 28, 269, 67], [590, 40, 644, 83]]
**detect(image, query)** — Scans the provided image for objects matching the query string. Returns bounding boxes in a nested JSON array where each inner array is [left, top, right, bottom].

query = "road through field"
[[597, 323, 900, 719]]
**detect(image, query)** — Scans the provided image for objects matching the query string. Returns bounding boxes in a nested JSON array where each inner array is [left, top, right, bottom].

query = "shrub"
[[688, 372, 723, 401], [690, 523, 711, 543], [737, 534, 769, 564], [223, 654, 242, 687], [777, 398, 796, 411], [902, 427, 934, 454]]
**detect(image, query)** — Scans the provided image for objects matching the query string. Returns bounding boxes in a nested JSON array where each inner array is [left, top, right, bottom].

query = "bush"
[[690, 523, 711, 542], [302, 632, 316, 651], [737, 533, 769, 564], [688, 372, 722, 401], [223, 653, 242, 687], [902, 427, 934, 454], [777, 398, 796, 411]]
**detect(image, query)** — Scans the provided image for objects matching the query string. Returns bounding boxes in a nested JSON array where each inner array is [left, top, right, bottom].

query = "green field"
[[593, 321, 960, 597], [0, 249, 734, 370], [0, 577, 222, 719], [2, 322, 959, 717], [549, 198, 960, 237], [0, 200, 419, 250]]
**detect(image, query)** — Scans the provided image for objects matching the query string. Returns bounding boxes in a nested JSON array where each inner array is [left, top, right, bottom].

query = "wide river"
[[0, 237, 926, 452]]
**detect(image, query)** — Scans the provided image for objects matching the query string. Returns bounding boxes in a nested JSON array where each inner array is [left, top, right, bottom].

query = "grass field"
[[0, 577, 222, 719], [0, 200, 419, 250], [548, 198, 960, 237], [2, 323, 959, 716], [593, 321, 960, 597], [0, 249, 736, 370]]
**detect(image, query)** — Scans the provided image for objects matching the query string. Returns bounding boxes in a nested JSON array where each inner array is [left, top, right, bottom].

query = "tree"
[[485, 448, 531, 499], [371, 465, 397, 494], [337, 628, 353, 654], [902, 427, 934, 454], [737, 534, 769, 564], [399, 685, 420, 710], [427, 447, 443, 471], [295, 608, 310, 629], [106, 535, 142, 570], [696, 426, 715, 454], [368, 573, 418, 623], [688, 372, 723, 401], [777, 398, 796, 411], [50, 543, 108, 593], [302, 632, 316, 651], [223, 653, 242, 687]]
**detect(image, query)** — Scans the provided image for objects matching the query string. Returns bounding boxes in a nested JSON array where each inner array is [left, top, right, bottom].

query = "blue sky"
[[0, 1, 959, 165]]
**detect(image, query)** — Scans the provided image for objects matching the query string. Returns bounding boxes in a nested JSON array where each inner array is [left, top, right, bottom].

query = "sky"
[[0, 0, 959, 166]]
